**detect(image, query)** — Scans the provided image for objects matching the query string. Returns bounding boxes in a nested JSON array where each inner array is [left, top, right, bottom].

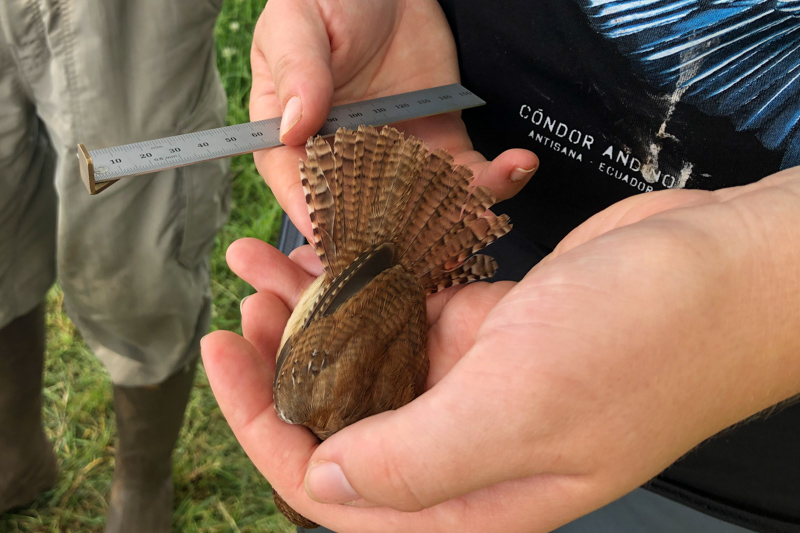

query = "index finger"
[[249, 0, 333, 143], [226, 238, 318, 309]]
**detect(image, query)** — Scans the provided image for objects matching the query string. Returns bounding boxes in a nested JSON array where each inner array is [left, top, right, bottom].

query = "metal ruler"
[[78, 84, 484, 194]]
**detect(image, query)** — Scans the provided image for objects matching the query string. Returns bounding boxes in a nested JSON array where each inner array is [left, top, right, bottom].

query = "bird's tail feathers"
[[300, 125, 512, 293]]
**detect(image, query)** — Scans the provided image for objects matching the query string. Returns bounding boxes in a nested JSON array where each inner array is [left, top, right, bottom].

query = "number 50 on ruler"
[[77, 84, 484, 194]]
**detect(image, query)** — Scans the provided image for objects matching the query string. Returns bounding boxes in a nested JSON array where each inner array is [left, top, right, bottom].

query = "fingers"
[[303, 335, 538, 512], [264, 143, 541, 242], [226, 238, 316, 309], [253, 144, 314, 239], [381, 115, 540, 202], [250, 0, 337, 240], [288, 244, 326, 277], [201, 330, 630, 532], [240, 290, 290, 369], [200, 330, 320, 493], [425, 281, 514, 387], [401, 116, 540, 203], [200, 330, 280, 447], [250, 0, 334, 144], [201, 330, 271, 429], [461, 148, 540, 202], [213, 241, 333, 522], [475, 148, 540, 201], [235, 242, 322, 365], [548, 188, 718, 261]]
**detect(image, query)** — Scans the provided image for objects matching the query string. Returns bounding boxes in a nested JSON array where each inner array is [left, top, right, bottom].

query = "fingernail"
[[199, 334, 209, 352], [305, 462, 360, 504], [239, 295, 251, 315], [510, 166, 538, 183], [280, 96, 303, 142]]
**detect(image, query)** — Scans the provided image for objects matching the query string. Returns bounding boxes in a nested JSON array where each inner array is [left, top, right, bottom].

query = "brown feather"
[[301, 136, 337, 278], [334, 127, 365, 272], [393, 147, 454, 256], [418, 254, 500, 294]]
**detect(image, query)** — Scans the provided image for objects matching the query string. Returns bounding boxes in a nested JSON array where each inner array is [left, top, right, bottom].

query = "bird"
[[271, 125, 512, 528]]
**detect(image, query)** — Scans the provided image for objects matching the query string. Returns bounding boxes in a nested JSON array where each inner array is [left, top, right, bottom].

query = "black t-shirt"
[[437, 1, 800, 531]]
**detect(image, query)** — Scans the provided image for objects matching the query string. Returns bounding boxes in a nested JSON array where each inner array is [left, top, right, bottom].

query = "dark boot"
[[104, 359, 197, 533], [0, 303, 58, 513]]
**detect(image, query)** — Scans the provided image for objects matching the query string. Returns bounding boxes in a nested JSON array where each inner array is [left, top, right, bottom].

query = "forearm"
[[613, 166, 800, 423], [702, 165, 800, 409], [549, 166, 800, 417]]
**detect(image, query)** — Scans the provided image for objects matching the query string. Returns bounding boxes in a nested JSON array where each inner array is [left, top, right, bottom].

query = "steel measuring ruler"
[[78, 84, 485, 195]]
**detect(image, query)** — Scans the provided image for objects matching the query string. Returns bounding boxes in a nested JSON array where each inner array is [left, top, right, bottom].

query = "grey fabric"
[[0, 0, 230, 385], [552, 488, 755, 533], [296, 488, 756, 532]]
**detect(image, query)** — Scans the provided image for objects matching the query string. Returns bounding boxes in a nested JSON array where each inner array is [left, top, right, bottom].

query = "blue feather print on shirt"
[[576, 0, 800, 169]]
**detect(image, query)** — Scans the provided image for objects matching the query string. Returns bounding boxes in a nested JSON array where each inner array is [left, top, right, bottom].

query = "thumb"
[[250, 0, 334, 145], [469, 148, 540, 202], [302, 351, 534, 512], [549, 188, 719, 261]]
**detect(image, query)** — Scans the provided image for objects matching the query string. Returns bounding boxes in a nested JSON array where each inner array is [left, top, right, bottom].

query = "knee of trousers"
[[57, 155, 231, 387], [68, 292, 214, 387], [53, 67, 232, 386]]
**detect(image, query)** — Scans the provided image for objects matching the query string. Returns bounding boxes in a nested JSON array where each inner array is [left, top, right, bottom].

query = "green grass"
[[0, 1, 294, 531]]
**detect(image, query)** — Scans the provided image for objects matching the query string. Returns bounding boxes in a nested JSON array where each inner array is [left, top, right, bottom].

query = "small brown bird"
[[271, 125, 512, 528]]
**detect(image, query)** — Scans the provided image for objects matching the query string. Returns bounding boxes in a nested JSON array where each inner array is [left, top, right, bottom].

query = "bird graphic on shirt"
[[577, 0, 800, 169], [270, 125, 512, 528]]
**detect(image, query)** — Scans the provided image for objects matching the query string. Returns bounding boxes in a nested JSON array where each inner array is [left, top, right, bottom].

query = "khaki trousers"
[[0, 0, 231, 385]]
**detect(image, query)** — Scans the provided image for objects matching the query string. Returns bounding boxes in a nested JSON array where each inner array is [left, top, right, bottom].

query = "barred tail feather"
[[418, 254, 499, 294], [401, 164, 475, 265], [410, 213, 512, 284], [393, 148, 453, 253], [394, 151, 463, 259], [300, 136, 337, 278], [300, 125, 511, 292], [334, 127, 365, 271], [378, 137, 420, 243]]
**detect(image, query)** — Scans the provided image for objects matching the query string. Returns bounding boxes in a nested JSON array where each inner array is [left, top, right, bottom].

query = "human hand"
[[202, 168, 800, 532], [249, 0, 538, 238]]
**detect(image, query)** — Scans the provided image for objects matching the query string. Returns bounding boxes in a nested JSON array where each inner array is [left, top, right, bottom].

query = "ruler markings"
[[85, 84, 483, 183]]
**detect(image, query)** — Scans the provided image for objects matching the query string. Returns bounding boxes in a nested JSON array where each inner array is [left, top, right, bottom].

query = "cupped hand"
[[202, 168, 800, 532], [250, 0, 539, 238]]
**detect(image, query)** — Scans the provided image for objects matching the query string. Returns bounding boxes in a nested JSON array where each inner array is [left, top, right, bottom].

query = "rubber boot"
[[0, 303, 58, 513], [104, 359, 197, 533]]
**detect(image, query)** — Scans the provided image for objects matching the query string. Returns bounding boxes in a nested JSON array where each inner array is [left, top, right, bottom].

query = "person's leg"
[[0, 3, 59, 513], [0, 304, 58, 513], [104, 359, 198, 533], [11, 0, 230, 530]]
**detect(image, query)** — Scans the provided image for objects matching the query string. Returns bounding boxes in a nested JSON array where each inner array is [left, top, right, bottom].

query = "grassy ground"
[[0, 1, 294, 531]]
